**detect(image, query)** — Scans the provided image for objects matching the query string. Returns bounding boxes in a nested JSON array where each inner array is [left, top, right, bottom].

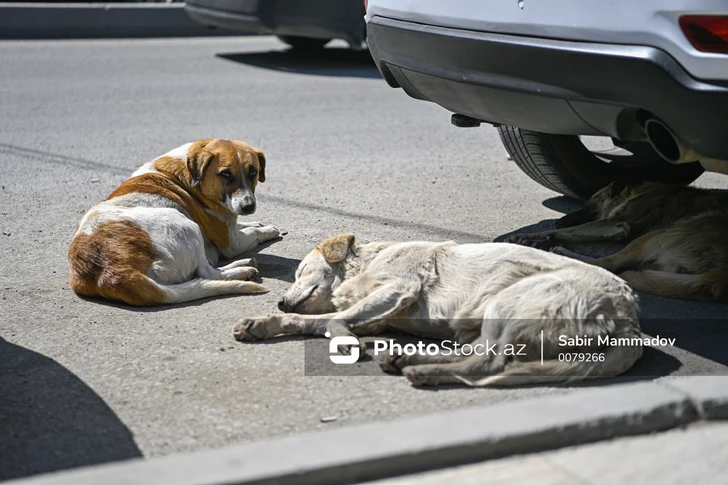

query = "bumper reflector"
[[680, 15, 728, 54]]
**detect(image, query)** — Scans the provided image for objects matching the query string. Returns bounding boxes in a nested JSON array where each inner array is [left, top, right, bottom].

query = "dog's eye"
[[219, 169, 233, 181], [248, 169, 258, 180]]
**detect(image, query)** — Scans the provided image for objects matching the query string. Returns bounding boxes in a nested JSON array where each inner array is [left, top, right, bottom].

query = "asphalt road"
[[2, 36, 727, 481]]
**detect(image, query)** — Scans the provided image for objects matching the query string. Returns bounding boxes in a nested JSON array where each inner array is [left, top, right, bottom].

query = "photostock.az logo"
[[325, 331, 360, 365]]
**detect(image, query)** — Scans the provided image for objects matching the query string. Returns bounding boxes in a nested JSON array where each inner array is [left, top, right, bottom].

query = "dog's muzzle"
[[277, 298, 291, 312], [239, 202, 256, 215], [278, 285, 318, 313], [234, 194, 256, 215]]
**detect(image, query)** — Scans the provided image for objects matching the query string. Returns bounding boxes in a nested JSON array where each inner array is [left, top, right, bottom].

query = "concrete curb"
[[0, 3, 240, 39], [7, 377, 728, 485]]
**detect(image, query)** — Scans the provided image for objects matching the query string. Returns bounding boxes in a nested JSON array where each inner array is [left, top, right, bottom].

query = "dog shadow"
[[216, 47, 381, 79], [0, 338, 142, 480], [243, 237, 300, 284]]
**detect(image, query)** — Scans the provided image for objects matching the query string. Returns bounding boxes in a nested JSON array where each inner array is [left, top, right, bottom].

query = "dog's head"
[[556, 181, 638, 229], [278, 233, 356, 314], [186, 139, 266, 216]]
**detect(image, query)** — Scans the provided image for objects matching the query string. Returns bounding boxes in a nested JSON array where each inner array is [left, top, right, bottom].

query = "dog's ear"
[[609, 180, 628, 199], [254, 148, 266, 183], [318, 233, 356, 263], [187, 141, 214, 188]]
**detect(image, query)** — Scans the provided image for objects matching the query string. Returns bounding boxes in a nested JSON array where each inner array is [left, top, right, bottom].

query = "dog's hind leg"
[[552, 230, 663, 274], [620, 268, 728, 302], [377, 345, 465, 373], [400, 352, 507, 387]]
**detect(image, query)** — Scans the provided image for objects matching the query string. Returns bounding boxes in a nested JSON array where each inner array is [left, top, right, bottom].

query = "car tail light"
[[363, 0, 368, 10], [679, 15, 728, 54]]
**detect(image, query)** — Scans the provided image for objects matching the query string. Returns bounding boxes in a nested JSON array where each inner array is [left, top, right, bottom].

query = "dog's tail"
[[456, 329, 643, 388], [619, 269, 728, 302]]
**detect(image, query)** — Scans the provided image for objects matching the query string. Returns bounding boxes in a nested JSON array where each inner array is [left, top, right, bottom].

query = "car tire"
[[497, 126, 705, 200], [276, 35, 331, 50]]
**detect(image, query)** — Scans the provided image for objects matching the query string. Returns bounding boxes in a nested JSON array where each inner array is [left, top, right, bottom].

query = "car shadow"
[[542, 195, 582, 214], [216, 47, 382, 79], [0, 338, 142, 481]]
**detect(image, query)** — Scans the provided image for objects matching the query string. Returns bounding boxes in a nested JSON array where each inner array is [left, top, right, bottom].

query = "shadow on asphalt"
[[542, 195, 582, 214], [0, 338, 141, 481], [495, 218, 557, 242], [216, 47, 382, 79], [260, 194, 487, 241], [0, 143, 132, 176]]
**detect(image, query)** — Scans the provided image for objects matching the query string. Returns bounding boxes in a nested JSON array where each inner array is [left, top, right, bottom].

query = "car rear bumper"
[[366, 16, 728, 160]]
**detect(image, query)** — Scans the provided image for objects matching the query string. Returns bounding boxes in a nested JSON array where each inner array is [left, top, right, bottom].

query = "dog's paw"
[[238, 257, 258, 268], [232, 315, 277, 341], [549, 245, 571, 256], [507, 233, 554, 250], [223, 266, 259, 281], [334, 338, 367, 359], [258, 225, 282, 241], [401, 366, 431, 387], [222, 258, 258, 270], [377, 348, 407, 374]]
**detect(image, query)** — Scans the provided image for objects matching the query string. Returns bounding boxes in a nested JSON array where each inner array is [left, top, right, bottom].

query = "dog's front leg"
[[509, 218, 631, 247], [233, 313, 331, 341], [237, 220, 264, 229], [222, 225, 282, 259], [233, 281, 419, 341]]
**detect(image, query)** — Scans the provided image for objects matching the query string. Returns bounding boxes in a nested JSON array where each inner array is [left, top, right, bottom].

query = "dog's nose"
[[240, 203, 256, 215], [278, 298, 290, 312]]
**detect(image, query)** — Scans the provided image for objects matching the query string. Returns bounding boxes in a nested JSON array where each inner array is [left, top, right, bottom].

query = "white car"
[[365, 1, 728, 199]]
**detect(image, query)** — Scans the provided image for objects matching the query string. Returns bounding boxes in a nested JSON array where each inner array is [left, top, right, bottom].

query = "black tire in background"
[[497, 126, 704, 200], [276, 35, 331, 50]]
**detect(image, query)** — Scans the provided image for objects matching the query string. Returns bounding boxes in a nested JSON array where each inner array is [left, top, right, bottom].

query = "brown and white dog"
[[68, 139, 281, 306]]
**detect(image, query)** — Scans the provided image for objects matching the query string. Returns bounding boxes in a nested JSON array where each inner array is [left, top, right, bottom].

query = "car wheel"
[[276, 35, 331, 50], [497, 126, 704, 200]]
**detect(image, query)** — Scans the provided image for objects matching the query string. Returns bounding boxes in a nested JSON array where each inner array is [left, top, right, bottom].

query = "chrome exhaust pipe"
[[644, 118, 699, 164], [644, 118, 728, 175]]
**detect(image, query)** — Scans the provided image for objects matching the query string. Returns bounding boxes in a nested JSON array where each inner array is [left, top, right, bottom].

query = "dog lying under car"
[[68, 139, 281, 306], [509, 182, 728, 302], [233, 233, 642, 387]]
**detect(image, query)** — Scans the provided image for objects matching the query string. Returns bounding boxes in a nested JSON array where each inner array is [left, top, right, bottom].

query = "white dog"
[[233, 234, 643, 387]]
